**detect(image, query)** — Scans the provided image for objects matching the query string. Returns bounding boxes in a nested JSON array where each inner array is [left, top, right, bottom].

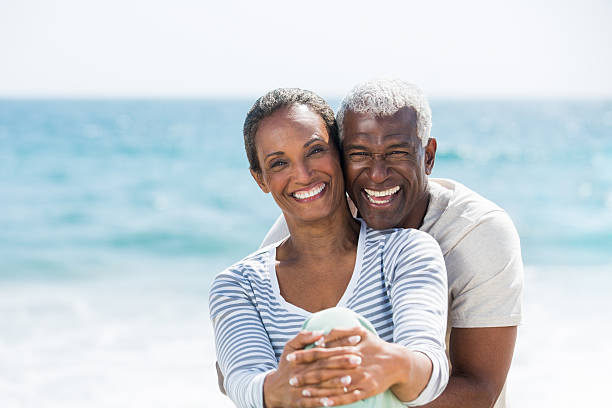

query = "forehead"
[[342, 107, 419, 146], [255, 104, 329, 151]]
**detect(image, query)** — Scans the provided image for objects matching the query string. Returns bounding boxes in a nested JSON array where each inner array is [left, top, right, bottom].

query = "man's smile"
[[363, 186, 400, 205]]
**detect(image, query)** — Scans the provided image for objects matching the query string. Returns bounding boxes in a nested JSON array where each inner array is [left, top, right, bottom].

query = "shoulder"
[[368, 224, 441, 254], [209, 246, 274, 297], [367, 226, 445, 276], [424, 178, 520, 255]]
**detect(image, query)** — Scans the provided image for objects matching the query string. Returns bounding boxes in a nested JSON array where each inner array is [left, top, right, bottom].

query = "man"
[[257, 79, 523, 408]]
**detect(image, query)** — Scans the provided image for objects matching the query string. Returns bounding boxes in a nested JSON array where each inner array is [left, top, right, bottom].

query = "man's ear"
[[424, 138, 437, 175], [250, 168, 270, 193]]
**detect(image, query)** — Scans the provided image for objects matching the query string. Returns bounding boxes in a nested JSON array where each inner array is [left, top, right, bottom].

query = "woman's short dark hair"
[[243, 88, 339, 173]]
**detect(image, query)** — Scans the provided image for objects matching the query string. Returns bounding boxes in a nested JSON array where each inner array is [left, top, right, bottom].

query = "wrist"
[[263, 369, 280, 408], [388, 343, 414, 387]]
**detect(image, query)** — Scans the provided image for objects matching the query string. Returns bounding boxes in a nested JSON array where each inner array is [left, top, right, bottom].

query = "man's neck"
[[402, 188, 431, 230]]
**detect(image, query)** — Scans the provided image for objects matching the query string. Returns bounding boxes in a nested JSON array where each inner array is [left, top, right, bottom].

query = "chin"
[[360, 211, 398, 230]]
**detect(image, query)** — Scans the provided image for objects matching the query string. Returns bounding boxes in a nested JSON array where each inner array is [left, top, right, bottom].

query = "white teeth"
[[364, 186, 400, 197], [293, 183, 326, 200]]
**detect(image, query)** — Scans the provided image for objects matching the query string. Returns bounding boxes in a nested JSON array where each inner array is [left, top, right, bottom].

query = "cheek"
[[342, 166, 360, 191]]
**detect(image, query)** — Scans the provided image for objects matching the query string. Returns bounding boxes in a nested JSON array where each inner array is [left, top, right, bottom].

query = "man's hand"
[[422, 326, 517, 408]]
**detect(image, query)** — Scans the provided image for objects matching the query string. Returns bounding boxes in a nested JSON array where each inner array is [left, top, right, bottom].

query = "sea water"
[[1, 99, 611, 407]]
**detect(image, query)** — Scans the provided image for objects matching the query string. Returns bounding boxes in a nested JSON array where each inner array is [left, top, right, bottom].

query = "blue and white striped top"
[[209, 220, 449, 408]]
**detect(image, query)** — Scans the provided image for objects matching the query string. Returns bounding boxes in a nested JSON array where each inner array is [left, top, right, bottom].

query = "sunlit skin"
[[248, 104, 436, 408], [218, 104, 516, 407], [251, 104, 350, 229], [341, 107, 437, 230], [340, 108, 517, 408]]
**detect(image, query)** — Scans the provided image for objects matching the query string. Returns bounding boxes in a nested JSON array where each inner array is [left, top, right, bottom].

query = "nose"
[[293, 160, 313, 184], [368, 157, 389, 183]]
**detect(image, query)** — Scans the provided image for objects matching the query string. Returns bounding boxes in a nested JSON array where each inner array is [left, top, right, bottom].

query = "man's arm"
[[421, 326, 517, 408]]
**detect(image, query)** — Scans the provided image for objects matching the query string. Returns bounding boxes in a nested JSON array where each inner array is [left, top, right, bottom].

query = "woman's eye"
[[308, 146, 325, 156], [269, 160, 286, 168]]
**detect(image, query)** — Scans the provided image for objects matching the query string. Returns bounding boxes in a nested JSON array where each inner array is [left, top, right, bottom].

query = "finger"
[[298, 386, 348, 398], [324, 334, 363, 349], [317, 374, 354, 389], [287, 346, 362, 364], [322, 327, 367, 346], [314, 390, 367, 407], [293, 367, 360, 387], [284, 330, 325, 354], [290, 355, 361, 387]]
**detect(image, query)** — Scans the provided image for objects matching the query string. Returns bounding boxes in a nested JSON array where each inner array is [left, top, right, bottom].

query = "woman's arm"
[[209, 270, 277, 408], [384, 229, 449, 404], [210, 268, 364, 408], [283, 229, 449, 406]]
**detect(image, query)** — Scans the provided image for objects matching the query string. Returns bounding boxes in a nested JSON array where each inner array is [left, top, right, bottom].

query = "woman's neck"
[[278, 204, 360, 264]]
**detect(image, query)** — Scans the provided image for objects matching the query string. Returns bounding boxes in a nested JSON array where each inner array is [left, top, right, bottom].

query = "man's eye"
[[348, 152, 370, 161], [387, 151, 410, 160]]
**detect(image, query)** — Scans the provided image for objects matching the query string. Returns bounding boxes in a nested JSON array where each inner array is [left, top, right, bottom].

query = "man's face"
[[341, 107, 435, 229]]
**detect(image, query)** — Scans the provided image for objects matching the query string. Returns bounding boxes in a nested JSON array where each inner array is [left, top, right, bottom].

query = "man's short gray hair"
[[336, 79, 432, 146]]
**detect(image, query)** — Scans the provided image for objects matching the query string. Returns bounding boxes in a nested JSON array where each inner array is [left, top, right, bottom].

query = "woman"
[[209, 88, 448, 408]]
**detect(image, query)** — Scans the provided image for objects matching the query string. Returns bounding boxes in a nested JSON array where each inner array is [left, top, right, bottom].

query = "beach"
[[1, 99, 610, 407]]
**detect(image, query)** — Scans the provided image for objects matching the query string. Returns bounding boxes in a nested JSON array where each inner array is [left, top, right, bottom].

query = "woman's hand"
[[263, 330, 364, 408], [286, 327, 432, 404]]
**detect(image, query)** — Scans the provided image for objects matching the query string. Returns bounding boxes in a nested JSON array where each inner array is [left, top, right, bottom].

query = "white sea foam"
[[0, 274, 234, 408], [1, 264, 610, 407], [507, 265, 611, 407]]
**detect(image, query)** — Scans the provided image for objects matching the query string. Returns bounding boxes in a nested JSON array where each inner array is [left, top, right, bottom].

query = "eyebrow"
[[344, 142, 414, 151], [264, 136, 325, 160], [264, 151, 283, 160], [344, 144, 370, 151], [304, 136, 324, 148], [387, 142, 415, 149]]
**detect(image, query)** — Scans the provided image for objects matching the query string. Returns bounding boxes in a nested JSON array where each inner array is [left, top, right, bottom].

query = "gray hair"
[[243, 88, 338, 173], [336, 79, 432, 146]]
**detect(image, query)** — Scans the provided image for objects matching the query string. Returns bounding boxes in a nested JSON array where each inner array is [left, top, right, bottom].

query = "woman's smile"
[[291, 182, 327, 202]]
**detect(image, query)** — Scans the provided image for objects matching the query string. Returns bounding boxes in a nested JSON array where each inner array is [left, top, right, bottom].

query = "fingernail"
[[314, 338, 326, 347], [286, 353, 296, 362], [302, 389, 311, 397], [312, 330, 324, 336], [349, 356, 362, 365], [320, 397, 334, 407], [340, 375, 352, 385], [348, 335, 361, 345], [289, 377, 298, 386], [354, 390, 361, 396]]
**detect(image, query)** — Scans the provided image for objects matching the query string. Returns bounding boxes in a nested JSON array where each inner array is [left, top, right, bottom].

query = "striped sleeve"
[[209, 263, 276, 408], [384, 229, 449, 406]]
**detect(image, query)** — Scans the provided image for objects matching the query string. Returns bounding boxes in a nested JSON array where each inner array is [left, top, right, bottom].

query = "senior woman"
[[209, 88, 448, 408]]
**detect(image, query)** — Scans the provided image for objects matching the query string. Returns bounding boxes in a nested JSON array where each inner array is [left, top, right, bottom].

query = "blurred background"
[[1, 1, 611, 407]]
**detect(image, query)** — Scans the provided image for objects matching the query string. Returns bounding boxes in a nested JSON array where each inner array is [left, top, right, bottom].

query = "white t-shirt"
[[260, 178, 524, 408], [210, 220, 449, 408]]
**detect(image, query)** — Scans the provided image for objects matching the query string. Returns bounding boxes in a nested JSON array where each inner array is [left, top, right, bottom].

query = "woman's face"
[[251, 104, 345, 224]]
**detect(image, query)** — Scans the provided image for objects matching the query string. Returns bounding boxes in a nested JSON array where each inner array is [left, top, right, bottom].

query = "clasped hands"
[[263, 326, 400, 408]]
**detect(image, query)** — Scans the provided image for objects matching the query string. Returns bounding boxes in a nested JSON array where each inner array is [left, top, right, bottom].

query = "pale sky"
[[1, 0, 611, 98]]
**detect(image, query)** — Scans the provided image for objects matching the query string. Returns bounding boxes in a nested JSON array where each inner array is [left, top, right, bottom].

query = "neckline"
[[268, 219, 367, 317]]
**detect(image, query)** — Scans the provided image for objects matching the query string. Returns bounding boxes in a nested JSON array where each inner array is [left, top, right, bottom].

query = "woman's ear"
[[250, 168, 270, 193]]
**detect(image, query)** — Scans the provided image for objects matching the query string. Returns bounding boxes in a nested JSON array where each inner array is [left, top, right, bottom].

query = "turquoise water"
[[2, 99, 611, 278], [1, 99, 611, 407]]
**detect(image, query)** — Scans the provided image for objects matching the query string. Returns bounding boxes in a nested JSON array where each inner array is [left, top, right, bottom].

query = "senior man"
[[255, 79, 523, 408]]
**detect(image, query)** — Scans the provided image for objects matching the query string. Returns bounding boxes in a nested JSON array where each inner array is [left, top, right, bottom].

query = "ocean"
[[1, 99, 611, 407]]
